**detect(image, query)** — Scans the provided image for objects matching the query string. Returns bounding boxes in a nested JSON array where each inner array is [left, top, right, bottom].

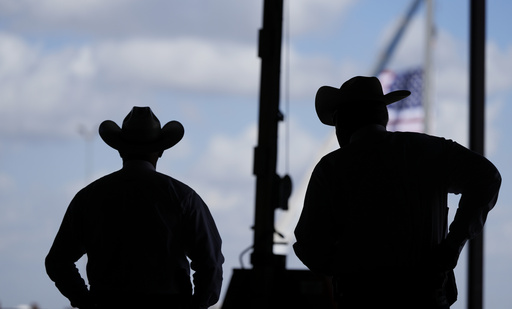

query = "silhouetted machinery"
[[222, 1, 334, 308]]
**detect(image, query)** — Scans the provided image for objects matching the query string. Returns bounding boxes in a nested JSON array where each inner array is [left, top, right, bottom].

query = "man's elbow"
[[45, 252, 62, 280]]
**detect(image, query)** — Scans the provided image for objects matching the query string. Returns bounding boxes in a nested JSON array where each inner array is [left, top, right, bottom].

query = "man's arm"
[[293, 162, 338, 276], [45, 199, 93, 308], [438, 141, 501, 270], [184, 192, 224, 309]]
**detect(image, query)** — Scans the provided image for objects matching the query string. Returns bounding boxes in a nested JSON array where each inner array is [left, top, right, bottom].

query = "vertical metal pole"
[[423, 0, 434, 134], [252, 0, 283, 271], [468, 1, 485, 309], [251, 0, 284, 308]]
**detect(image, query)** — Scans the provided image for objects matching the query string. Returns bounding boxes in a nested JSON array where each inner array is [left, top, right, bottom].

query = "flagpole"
[[423, 0, 434, 134], [371, 0, 423, 76]]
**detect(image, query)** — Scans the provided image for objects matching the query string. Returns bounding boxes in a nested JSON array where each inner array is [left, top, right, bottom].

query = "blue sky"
[[1, 1, 511, 308]]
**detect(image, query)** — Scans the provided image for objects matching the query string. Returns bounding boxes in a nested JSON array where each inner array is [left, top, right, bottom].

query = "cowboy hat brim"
[[99, 119, 184, 153], [315, 85, 411, 126]]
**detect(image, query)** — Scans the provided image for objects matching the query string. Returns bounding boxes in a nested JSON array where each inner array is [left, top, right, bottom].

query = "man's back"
[[74, 161, 193, 294], [322, 131, 453, 271], [46, 160, 224, 308], [295, 129, 500, 307], [297, 130, 499, 272]]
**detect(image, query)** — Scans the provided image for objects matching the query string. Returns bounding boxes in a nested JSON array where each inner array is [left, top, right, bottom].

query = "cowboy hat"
[[315, 76, 411, 126], [99, 106, 184, 153]]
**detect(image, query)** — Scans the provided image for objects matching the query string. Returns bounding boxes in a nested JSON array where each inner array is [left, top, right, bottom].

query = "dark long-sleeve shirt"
[[294, 129, 501, 277], [46, 160, 224, 308]]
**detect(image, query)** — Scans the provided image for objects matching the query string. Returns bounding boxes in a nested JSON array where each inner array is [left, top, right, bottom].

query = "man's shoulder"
[[79, 170, 120, 191], [318, 131, 456, 162], [75, 169, 200, 210], [153, 171, 200, 200], [80, 168, 194, 194], [155, 171, 193, 189], [390, 131, 460, 152], [390, 131, 449, 142]]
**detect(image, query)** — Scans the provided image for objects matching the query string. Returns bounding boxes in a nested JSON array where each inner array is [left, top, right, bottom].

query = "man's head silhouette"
[[99, 106, 184, 153], [315, 76, 410, 126], [99, 106, 185, 167], [315, 76, 410, 145]]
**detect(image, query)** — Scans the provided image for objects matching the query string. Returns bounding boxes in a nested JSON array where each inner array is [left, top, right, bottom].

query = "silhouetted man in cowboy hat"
[[293, 76, 501, 309], [46, 107, 224, 309]]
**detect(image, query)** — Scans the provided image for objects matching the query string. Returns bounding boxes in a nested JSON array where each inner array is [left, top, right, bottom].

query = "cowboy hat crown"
[[99, 106, 184, 153], [315, 76, 411, 126]]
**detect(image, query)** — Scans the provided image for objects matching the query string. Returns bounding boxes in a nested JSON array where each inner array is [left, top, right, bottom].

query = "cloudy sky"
[[1, 0, 512, 308]]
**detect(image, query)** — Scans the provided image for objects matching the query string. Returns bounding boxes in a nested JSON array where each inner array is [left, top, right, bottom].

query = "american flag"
[[379, 68, 424, 133]]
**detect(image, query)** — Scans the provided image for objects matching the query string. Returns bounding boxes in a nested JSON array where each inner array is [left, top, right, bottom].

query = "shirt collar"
[[122, 160, 156, 172]]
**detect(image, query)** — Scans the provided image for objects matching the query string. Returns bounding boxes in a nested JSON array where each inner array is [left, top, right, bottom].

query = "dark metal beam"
[[250, 1, 284, 308], [252, 0, 283, 271], [468, 1, 486, 309]]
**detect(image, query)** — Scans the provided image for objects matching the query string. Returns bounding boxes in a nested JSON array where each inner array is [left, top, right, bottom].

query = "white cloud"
[[0, 0, 128, 17], [0, 32, 261, 139], [95, 37, 259, 94], [188, 125, 256, 211], [488, 216, 512, 258], [0, 32, 39, 79], [382, 16, 428, 70], [289, 0, 357, 36], [487, 41, 512, 94], [287, 47, 349, 99], [0, 0, 261, 42], [0, 173, 16, 192], [279, 118, 329, 175], [69, 47, 97, 78]]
